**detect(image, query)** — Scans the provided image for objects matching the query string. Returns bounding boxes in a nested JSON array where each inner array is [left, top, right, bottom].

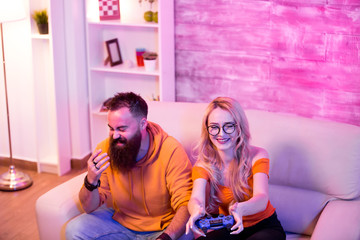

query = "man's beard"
[[109, 129, 142, 172]]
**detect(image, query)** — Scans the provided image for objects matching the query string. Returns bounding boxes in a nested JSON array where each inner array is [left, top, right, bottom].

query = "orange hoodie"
[[95, 122, 192, 232]]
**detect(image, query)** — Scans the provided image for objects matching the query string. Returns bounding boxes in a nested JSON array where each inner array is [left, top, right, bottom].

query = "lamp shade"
[[0, 0, 26, 23]]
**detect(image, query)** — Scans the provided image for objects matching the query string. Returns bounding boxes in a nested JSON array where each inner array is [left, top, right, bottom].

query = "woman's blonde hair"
[[195, 97, 252, 213]]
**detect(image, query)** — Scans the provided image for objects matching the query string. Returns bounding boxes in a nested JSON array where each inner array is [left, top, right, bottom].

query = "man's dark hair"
[[107, 92, 148, 118]]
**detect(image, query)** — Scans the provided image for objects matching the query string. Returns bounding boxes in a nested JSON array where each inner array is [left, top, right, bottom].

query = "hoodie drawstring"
[[141, 167, 151, 216], [128, 173, 132, 200]]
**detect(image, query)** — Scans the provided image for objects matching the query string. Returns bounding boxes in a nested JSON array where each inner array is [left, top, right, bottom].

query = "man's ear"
[[140, 118, 147, 130]]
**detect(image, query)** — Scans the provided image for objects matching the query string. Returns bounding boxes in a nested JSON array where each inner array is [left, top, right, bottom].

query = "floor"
[[0, 165, 85, 240]]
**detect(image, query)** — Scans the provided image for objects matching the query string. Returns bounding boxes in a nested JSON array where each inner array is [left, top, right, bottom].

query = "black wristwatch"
[[84, 175, 100, 191]]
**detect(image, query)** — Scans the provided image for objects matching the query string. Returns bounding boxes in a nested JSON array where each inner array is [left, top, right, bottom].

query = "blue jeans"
[[66, 207, 164, 240]]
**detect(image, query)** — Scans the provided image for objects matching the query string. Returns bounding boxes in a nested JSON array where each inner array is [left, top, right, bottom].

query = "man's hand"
[[79, 149, 110, 213], [87, 149, 110, 184]]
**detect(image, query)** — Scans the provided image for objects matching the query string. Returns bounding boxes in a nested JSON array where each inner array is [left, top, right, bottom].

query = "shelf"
[[31, 34, 50, 40], [92, 100, 160, 116], [88, 19, 158, 29], [92, 109, 107, 116], [90, 65, 159, 76]]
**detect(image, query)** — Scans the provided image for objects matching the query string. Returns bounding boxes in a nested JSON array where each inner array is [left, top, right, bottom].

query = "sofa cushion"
[[246, 110, 360, 200], [269, 184, 334, 236], [311, 197, 360, 240]]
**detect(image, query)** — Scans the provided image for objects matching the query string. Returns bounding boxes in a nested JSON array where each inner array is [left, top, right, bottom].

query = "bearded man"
[[66, 92, 193, 240]]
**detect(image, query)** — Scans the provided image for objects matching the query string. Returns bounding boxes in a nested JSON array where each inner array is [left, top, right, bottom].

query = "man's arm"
[[79, 184, 101, 213], [159, 139, 193, 239], [158, 205, 190, 240]]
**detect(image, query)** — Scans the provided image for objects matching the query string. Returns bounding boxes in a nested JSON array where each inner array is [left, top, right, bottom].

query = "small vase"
[[37, 23, 48, 34]]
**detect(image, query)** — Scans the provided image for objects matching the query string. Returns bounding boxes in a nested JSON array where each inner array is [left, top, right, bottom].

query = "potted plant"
[[142, 52, 158, 72], [142, 52, 157, 60], [32, 9, 48, 34]]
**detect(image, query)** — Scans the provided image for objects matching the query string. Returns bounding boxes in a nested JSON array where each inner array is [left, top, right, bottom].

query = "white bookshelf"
[[29, 0, 71, 175], [85, 0, 175, 149]]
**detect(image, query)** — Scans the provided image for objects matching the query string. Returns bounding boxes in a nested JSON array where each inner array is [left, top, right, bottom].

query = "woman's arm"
[[229, 172, 269, 232], [185, 178, 207, 237], [229, 148, 270, 234]]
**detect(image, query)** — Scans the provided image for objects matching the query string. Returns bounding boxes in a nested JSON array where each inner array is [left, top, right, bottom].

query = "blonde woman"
[[186, 97, 285, 240]]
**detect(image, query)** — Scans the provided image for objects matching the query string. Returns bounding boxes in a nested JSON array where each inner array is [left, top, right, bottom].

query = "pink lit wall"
[[174, 0, 360, 127]]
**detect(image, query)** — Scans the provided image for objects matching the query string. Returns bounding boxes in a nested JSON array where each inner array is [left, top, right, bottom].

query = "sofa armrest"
[[36, 172, 87, 240], [311, 197, 360, 240]]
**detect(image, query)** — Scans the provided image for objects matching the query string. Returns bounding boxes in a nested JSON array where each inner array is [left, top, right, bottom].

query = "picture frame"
[[105, 38, 122, 67]]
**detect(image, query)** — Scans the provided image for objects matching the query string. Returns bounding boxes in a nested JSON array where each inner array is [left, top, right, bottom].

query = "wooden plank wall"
[[174, 0, 360, 126]]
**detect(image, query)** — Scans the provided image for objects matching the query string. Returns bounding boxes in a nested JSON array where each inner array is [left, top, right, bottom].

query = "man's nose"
[[112, 130, 121, 139]]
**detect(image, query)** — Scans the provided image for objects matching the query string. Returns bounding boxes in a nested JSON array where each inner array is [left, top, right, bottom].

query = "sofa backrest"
[[245, 110, 360, 200], [147, 101, 207, 164], [245, 110, 360, 234], [147, 101, 360, 235], [148, 101, 360, 200]]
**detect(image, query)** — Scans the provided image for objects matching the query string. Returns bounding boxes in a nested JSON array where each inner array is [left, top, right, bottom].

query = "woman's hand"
[[229, 202, 244, 234], [185, 204, 206, 237]]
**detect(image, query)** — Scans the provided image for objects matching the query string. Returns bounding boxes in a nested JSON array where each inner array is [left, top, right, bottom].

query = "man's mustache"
[[113, 136, 127, 144]]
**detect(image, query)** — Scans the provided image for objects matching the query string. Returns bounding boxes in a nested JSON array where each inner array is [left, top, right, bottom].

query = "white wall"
[[0, 7, 37, 162]]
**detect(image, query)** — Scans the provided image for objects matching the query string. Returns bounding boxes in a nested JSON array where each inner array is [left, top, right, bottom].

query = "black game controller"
[[195, 214, 234, 234]]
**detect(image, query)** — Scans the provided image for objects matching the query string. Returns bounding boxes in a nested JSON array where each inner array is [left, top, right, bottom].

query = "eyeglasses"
[[207, 123, 237, 136]]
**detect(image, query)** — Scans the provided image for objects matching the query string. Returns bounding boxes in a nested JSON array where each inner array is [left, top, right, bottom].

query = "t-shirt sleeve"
[[252, 158, 270, 177], [192, 166, 210, 181]]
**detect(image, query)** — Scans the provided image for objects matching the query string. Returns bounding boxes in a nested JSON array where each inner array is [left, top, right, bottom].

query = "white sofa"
[[36, 101, 360, 240]]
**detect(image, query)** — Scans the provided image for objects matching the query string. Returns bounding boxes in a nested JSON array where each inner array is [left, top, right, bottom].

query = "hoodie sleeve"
[[163, 137, 193, 212]]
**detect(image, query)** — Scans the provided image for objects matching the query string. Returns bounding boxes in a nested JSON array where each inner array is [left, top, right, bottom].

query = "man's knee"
[[65, 216, 86, 240]]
